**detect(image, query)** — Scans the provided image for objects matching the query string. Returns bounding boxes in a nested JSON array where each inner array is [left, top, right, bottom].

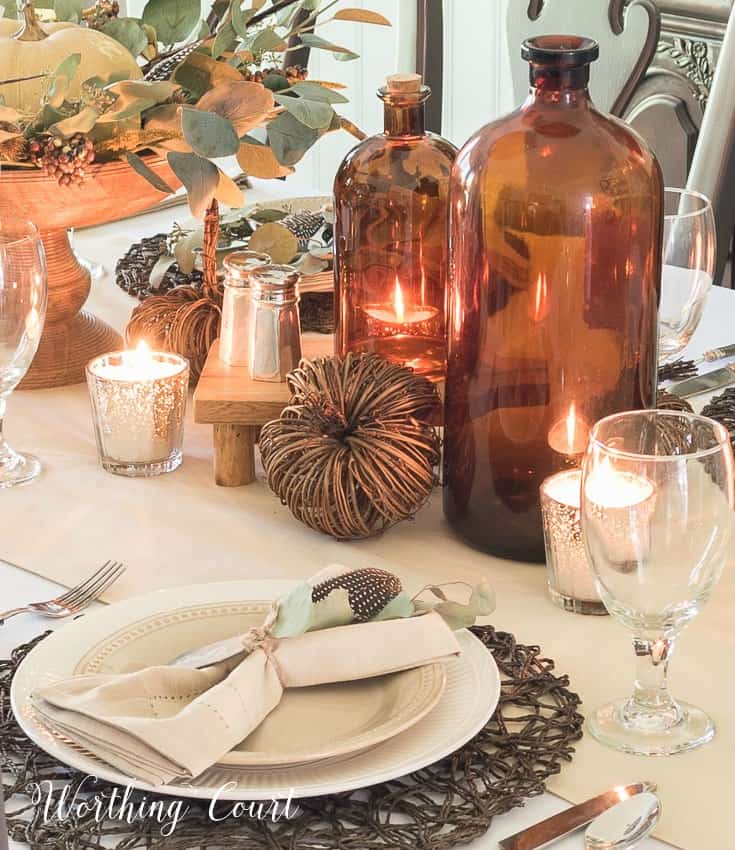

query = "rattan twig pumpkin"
[[259, 354, 441, 540], [125, 198, 221, 381]]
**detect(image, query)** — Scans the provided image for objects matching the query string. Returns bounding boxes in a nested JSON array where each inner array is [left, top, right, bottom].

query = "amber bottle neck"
[[378, 86, 430, 138], [528, 65, 592, 107], [383, 101, 425, 136]]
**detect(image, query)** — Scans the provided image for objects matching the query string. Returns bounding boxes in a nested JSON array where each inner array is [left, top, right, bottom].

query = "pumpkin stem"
[[14, 2, 48, 42]]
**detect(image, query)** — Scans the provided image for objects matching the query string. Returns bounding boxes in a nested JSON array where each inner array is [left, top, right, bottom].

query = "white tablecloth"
[[6, 182, 733, 849]]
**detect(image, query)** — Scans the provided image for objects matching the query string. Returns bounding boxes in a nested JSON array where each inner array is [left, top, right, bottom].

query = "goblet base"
[[588, 697, 715, 755], [0, 449, 42, 488]]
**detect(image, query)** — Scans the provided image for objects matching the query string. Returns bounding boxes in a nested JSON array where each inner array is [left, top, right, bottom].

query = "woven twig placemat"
[[1, 626, 582, 850]]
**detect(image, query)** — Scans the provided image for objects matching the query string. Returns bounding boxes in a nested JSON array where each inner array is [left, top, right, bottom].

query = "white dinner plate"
[[11, 580, 501, 800], [68, 598, 446, 767]]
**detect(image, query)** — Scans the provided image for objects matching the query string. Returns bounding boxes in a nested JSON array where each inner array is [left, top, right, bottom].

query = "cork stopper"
[[386, 73, 422, 93]]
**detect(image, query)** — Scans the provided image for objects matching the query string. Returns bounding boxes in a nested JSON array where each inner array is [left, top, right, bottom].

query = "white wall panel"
[[441, 0, 512, 150]]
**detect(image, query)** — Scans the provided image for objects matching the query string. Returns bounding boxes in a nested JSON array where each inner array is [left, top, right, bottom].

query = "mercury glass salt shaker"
[[220, 250, 271, 366], [248, 264, 302, 382]]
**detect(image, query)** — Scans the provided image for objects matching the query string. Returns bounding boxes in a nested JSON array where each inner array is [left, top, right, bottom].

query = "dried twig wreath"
[[259, 354, 441, 539]]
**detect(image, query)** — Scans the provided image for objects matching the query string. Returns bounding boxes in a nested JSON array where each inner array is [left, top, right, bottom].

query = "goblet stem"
[[0, 396, 8, 456], [624, 635, 682, 730]]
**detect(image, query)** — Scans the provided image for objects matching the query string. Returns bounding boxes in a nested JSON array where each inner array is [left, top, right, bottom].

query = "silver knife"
[[498, 782, 657, 850], [695, 343, 735, 365], [669, 363, 735, 398]]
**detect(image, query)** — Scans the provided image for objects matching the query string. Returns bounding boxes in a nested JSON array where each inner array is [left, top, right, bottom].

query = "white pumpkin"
[[0, 2, 142, 112]]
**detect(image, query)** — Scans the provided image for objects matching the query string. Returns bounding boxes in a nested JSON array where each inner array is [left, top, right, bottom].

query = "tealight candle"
[[86, 343, 189, 476], [540, 469, 606, 615], [363, 279, 439, 325], [584, 458, 656, 567]]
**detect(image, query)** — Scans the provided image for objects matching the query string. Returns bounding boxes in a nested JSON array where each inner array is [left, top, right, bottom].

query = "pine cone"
[[29, 134, 95, 186], [311, 568, 402, 621]]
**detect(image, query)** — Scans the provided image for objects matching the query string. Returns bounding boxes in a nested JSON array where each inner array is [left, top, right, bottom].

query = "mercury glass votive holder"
[[86, 350, 189, 477], [540, 469, 607, 615]]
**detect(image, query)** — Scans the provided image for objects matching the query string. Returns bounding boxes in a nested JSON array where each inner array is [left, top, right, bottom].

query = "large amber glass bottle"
[[443, 36, 662, 562], [334, 74, 457, 381]]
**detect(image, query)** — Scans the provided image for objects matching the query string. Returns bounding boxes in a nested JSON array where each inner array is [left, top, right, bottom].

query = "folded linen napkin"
[[32, 610, 461, 786]]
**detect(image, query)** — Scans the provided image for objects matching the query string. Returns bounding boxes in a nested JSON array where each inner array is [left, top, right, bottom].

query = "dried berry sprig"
[[29, 133, 95, 187]]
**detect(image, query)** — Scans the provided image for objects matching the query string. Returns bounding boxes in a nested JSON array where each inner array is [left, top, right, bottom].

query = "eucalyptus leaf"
[[46, 54, 81, 108], [0, 105, 22, 124], [248, 27, 287, 54], [332, 7, 390, 25], [172, 52, 243, 100], [181, 107, 239, 158], [308, 588, 352, 631], [267, 110, 318, 166], [167, 151, 219, 218], [148, 254, 177, 290], [236, 136, 293, 178], [273, 92, 334, 130], [49, 105, 101, 136], [174, 228, 203, 273], [428, 585, 448, 601], [263, 73, 290, 92], [299, 33, 358, 60], [248, 221, 298, 263], [197, 80, 274, 136], [214, 167, 244, 207], [142, 0, 199, 45], [469, 579, 496, 616], [272, 582, 313, 638], [230, 0, 256, 37], [32, 104, 67, 133], [293, 251, 327, 275], [372, 591, 415, 621], [102, 18, 149, 57], [212, 18, 238, 59], [434, 600, 478, 631], [290, 81, 348, 104], [125, 151, 176, 194], [53, 0, 82, 22]]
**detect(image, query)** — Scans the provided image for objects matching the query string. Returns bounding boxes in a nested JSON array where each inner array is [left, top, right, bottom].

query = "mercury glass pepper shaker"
[[220, 250, 272, 366], [248, 264, 302, 382]]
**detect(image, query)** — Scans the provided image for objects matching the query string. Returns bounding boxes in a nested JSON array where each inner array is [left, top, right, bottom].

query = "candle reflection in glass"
[[548, 402, 590, 459]]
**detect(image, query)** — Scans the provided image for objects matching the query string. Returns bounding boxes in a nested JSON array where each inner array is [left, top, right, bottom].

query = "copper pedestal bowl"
[[0, 155, 178, 389]]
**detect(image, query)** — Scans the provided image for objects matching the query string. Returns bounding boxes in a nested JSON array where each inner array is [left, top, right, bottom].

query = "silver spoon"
[[585, 791, 661, 850]]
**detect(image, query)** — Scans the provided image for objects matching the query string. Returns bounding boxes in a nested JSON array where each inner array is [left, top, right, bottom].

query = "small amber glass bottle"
[[443, 36, 662, 562], [333, 73, 457, 381]]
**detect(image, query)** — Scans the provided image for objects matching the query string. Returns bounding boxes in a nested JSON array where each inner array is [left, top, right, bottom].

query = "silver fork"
[[0, 560, 125, 625]]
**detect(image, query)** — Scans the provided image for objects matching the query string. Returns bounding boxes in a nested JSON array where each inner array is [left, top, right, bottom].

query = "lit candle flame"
[[394, 277, 405, 323]]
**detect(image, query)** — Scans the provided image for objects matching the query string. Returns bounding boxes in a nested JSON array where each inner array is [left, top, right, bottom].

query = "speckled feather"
[[311, 568, 402, 622]]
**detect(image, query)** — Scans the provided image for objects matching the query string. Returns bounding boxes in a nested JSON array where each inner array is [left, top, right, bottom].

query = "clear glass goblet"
[[581, 410, 734, 755], [0, 219, 47, 487], [658, 188, 716, 364]]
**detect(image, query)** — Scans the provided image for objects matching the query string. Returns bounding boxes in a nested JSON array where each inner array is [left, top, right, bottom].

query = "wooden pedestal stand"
[[20, 229, 122, 389], [0, 156, 177, 389], [194, 335, 333, 486]]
